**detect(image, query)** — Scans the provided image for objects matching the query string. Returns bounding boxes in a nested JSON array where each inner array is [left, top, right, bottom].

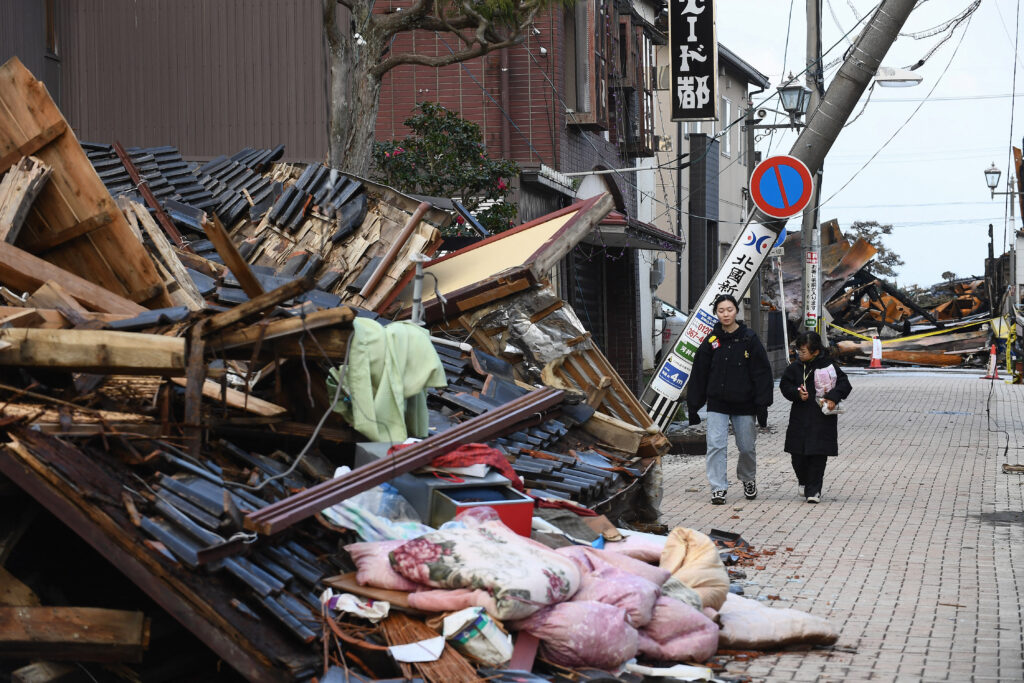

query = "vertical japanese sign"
[[804, 250, 819, 329], [644, 223, 777, 427], [669, 0, 717, 121]]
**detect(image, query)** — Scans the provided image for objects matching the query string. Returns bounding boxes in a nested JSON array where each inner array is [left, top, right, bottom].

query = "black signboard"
[[669, 0, 718, 121]]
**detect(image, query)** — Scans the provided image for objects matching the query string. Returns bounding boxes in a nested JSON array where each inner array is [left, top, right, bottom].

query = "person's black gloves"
[[688, 408, 701, 426], [756, 407, 768, 428]]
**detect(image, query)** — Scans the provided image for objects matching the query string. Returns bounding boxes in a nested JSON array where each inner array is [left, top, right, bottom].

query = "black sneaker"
[[743, 481, 758, 500], [711, 489, 726, 505]]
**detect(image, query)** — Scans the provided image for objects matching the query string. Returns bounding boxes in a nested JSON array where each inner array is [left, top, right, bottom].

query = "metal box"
[[430, 486, 534, 537]]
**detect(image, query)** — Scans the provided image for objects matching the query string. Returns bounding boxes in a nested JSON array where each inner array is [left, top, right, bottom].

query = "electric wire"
[[818, 7, 975, 211], [1002, 0, 1021, 253]]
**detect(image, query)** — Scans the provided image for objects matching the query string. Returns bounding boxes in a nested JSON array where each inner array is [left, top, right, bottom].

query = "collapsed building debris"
[[766, 218, 1000, 368], [0, 56, 843, 680]]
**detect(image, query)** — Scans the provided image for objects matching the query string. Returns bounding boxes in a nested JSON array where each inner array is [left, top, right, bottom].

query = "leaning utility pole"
[[801, 0, 825, 335], [642, 0, 917, 431]]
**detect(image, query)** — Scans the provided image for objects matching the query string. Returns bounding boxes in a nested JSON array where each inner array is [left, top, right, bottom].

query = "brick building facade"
[[374, 0, 666, 392]]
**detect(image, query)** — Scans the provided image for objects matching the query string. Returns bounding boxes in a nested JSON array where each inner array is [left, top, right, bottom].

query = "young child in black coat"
[[779, 332, 852, 503]]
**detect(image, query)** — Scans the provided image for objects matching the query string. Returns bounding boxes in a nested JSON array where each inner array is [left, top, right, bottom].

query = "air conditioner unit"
[[650, 257, 666, 290]]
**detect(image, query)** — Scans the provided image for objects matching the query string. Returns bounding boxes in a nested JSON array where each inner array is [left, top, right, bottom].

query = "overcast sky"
[[716, 0, 1020, 289]]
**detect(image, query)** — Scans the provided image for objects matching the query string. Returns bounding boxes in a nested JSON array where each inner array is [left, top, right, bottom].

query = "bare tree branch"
[[371, 34, 525, 77]]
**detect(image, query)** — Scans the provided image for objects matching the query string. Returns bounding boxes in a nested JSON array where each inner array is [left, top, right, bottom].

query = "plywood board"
[[0, 57, 170, 308]]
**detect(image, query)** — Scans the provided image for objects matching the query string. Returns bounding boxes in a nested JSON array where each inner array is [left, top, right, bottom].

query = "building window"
[[614, 16, 655, 157], [565, 0, 614, 131], [721, 97, 731, 157]]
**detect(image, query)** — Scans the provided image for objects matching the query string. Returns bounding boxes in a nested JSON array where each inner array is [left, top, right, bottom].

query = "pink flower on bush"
[[497, 179, 507, 191], [456, 215, 466, 225], [384, 151, 391, 158]]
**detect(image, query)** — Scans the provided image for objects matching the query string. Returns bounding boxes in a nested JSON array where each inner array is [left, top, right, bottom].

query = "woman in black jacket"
[[779, 332, 853, 503], [687, 294, 774, 505]]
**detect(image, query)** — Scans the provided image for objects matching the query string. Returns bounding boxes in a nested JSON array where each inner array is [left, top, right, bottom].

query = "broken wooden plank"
[[0, 606, 149, 663], [205, 307, 355, 352], [24, 281, 89, 317], [0, 328, 185, 375], [126, 201, 203, 311], [580, 411, 644, 453], [203, 275, 316, 337], [0, 306, 129, 329], [0, 309, 46, 329], [170, 378, 288, 417], [0, 156, 51, 243], [0, 241, 145, 315], [202, 214, 264, 299]]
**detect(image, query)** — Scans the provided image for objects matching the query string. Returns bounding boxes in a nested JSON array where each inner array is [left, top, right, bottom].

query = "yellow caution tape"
[[826, 317, 1001, 345], [824, 322, 872, 341]]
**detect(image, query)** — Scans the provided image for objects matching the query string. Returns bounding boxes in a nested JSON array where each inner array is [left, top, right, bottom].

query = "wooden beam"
[[0, 306, 129, 329], [170, 377, 288, 417], [0, 156, 51, 243], [202, 275, 316, 336], [18, 211, 112, 254], [205, 307, 355, 352], [0, 241, 145, 315], [0, 606, 149, 663], [0, 328, 185, 375], [183, 324, 206, 458], [174, 248, 226, 280], [112, 141, 189, 251], [0, 121, 66, 175], [202, 214, 264, 299]]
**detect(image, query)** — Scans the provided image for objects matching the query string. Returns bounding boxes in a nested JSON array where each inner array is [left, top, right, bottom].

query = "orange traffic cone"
[[868, 336, 883, 369], [981, 343, 1000, 380]]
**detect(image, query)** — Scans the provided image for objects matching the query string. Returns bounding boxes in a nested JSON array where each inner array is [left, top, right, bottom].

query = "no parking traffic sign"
[[750, 155, 814, 219]]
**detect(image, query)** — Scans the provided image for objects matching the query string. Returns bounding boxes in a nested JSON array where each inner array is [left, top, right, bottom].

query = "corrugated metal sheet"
[[0, 0, 47, 81], [56, 0, 327, 161]]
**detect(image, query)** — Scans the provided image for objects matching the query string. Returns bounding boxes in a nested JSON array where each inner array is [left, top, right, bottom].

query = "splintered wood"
[[379, 613, 482, 683], [0, 156, 51, 243]]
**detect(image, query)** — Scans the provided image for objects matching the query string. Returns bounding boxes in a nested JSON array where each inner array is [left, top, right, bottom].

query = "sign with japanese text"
[[804, 251, 819, 328], [646, 223, 776, 403], [669, 0, 717, 121]]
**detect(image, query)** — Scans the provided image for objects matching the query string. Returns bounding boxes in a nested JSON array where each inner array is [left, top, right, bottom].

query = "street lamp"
[[984, 163, 1013, 198], [777, 76, 812, 121]]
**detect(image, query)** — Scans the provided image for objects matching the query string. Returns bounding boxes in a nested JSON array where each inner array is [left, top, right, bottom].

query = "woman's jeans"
[[705, 412, 757, 491]]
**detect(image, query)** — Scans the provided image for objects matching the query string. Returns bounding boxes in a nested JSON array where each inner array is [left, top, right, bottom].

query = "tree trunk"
[[325, 2, 383, 176]]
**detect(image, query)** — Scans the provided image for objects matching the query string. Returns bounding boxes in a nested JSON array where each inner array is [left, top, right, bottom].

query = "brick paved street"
[[659, 369, 1024, 682]]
